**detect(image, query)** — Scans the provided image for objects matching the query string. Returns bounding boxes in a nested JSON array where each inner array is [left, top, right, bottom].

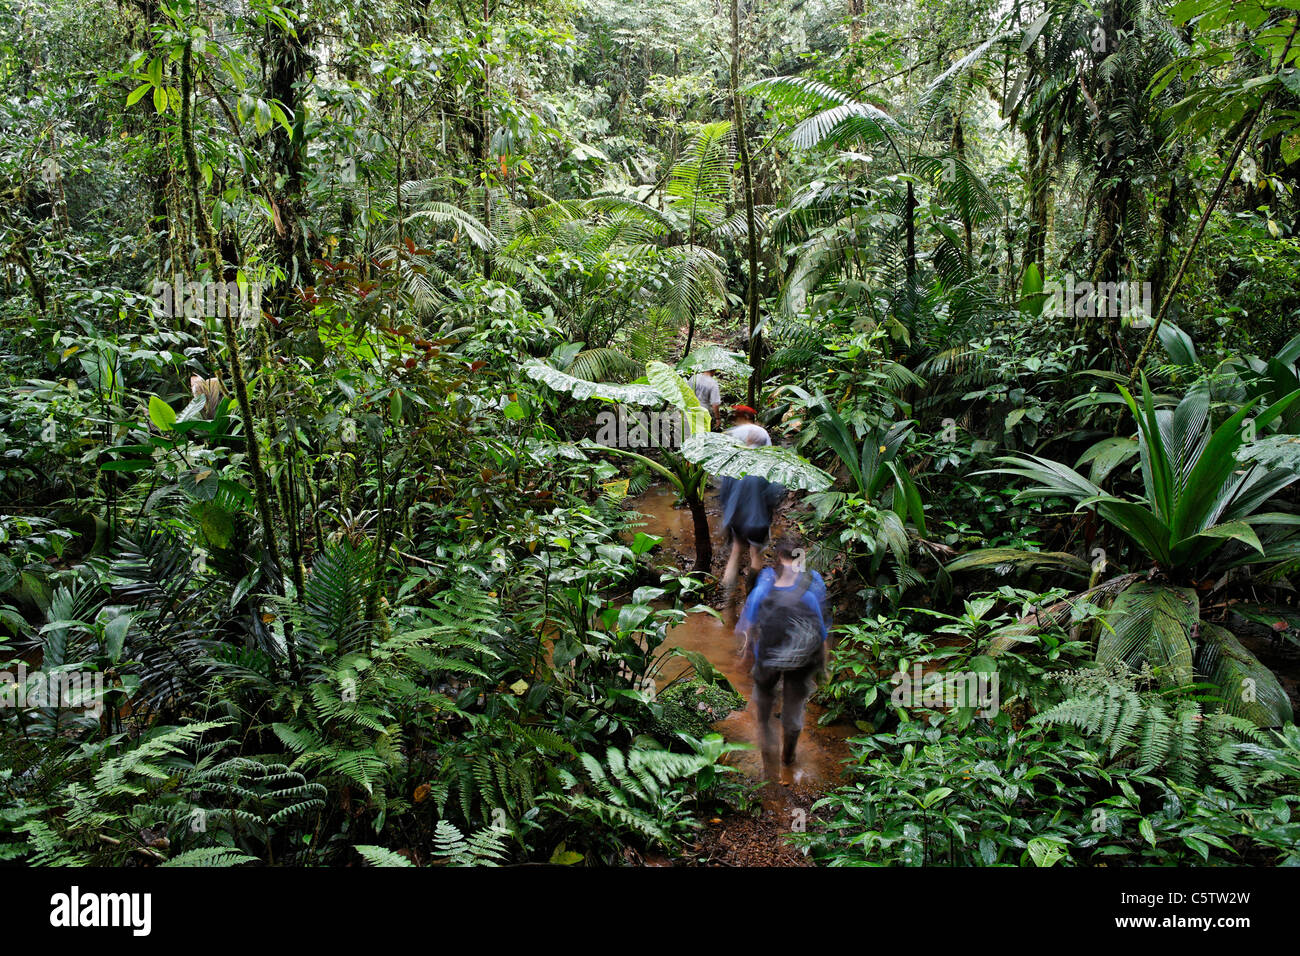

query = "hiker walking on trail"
[[718, 406, 781, 591], [736, 537, 829, 782], [726, 404, 770, 447], [688, 367, 722, 431], [719, 472, 785, 591]]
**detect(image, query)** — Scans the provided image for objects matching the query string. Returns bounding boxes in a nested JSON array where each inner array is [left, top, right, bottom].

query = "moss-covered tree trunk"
[[732, 0, 763, 407], [264, 3, 315, 300], [181, 39, 298, 679]]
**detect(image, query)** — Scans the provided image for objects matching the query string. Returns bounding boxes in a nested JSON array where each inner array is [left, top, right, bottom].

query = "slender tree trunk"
[[1022, 121, 1049, 276], [181, 39, 298, 679], [905, 180, 916, 279], [265, 2, 315, 301], [732, 0, 763, 406], [689, 491, 713, 573], [1144, 158, 1184, 310], [481, 0, 493, 279]]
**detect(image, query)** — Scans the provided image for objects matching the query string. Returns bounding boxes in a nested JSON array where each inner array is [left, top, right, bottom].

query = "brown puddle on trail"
[[628, 485, 854, 793]]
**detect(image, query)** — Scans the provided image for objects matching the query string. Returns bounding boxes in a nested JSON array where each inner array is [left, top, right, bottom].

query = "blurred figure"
[[719, 472, 785, 592], [727, 404, 770, 447], [736, 537, 829, 783], [688, 367, 723, 431], [719, 404, 780, 591]]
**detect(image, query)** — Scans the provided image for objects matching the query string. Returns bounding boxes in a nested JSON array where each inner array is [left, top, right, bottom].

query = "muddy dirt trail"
[[629, 485, 854, 814]]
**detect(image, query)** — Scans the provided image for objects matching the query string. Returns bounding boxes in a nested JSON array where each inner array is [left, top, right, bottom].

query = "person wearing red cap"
[[727, 405, 770, 448]]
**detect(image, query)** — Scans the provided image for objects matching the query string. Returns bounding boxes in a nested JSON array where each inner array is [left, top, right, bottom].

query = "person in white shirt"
[[688, 368, 722, 431], [726, 405, 770, 447]]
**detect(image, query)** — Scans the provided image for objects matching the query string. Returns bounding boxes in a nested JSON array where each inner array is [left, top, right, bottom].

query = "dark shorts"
[[727, 523, 770, 547]]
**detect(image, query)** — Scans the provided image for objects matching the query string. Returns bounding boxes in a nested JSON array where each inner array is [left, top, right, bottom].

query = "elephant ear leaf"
[[646, 361, 710, 436], [679, 432, 833, 491], [1097, 582, 1198, 689], [522, 358, 662, 406], [677, 344, 752, 376]]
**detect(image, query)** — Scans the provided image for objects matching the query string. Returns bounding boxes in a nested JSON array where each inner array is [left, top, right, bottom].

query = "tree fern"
[[666, 120, 735, 237], [566, 346, 641, 383]]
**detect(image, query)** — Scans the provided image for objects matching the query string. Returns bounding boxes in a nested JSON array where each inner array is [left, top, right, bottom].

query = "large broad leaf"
[[812, 401, 865, 493], [1276, 331, 1300, 367], [522, 359, 662, 406], [1197, 622, 1294, 727], [1097, 582, 1198, 688], [1181, 520, 1265, 562], [1095, 500, 1174, 567], [1019, 262, 1046, 317], [1003, 375, 1299, 573], [677, 344, 752, 376], [863, 421, 915, 498], [645, 361, 710, 436], [1157, 321, 1198, 368], [1117, 377, 1177, 522], [1176, 387, 1300, 538], [679, 432, 833, 491], [148, 395, 177, 432], [887, 460, 927, 535], [1076, 436, 1139, 485], [1236, 434, 1300, 473], [983, 453, 1107, 503]]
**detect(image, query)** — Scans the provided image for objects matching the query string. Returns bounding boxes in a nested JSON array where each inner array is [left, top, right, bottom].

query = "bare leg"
[[740, 542, 763, 593], [722, 531, 744, 591]]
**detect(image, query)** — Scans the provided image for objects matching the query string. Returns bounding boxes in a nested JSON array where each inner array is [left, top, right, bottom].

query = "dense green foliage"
[[2, 0, 1299, 868]]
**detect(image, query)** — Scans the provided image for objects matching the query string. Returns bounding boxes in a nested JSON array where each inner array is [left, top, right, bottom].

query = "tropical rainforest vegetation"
[[2, 0, 1300, 869]]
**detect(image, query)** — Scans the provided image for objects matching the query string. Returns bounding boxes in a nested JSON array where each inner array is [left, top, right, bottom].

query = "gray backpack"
[[755, 572, 822, 670]]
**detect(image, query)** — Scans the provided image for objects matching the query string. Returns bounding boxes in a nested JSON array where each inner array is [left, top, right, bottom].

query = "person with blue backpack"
[[735, 536, 830, 782]]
